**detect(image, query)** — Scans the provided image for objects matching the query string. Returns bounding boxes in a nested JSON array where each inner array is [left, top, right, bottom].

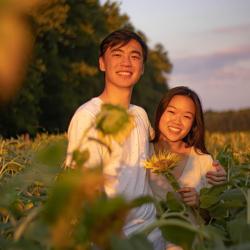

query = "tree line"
[[204, 108, 250, 132], [0, 0, 172, 138]]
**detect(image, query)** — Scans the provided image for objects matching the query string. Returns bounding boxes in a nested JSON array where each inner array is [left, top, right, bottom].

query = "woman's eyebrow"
[[167, 105, 176, 109]]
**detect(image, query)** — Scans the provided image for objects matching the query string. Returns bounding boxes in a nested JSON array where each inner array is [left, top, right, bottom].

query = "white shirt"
[[66, 97, 163, 244]]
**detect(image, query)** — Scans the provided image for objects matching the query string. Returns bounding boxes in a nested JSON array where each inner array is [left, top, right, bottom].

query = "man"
[[66, 29, 165, 249], [66, 29, 226, 249]]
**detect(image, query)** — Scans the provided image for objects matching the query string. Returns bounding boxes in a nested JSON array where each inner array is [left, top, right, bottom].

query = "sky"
[[100, 0, 250, 111]]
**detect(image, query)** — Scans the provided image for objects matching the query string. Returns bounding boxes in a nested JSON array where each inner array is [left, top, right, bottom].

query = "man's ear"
[[99, 57, 105, 72]]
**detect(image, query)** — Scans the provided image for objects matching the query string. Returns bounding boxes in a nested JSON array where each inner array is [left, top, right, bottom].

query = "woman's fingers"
[[178, 187, 199, 206]]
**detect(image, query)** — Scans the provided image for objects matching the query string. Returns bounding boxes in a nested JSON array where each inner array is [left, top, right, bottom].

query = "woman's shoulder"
[[191, 147, 212, 160], [191, 147, 213, 172]]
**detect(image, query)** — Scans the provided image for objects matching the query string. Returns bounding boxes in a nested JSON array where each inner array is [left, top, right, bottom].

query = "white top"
[[66, 97, 163, 244], [149, 146, 214, 200]]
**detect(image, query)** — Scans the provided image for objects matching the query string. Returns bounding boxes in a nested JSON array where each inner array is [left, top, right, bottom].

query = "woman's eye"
[[184, 116, 192, 119], [167, 110, 174, 114]]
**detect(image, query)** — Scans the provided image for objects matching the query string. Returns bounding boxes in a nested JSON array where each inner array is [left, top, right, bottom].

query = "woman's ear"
[[99, 57, 105, 72]]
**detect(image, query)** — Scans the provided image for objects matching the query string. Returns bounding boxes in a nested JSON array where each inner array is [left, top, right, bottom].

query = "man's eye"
[[113, 53, 121, 57], [131, 55, 140, 59]]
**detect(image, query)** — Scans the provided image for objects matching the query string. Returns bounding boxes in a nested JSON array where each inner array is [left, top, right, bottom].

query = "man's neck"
[[99, 85, 133, 109]]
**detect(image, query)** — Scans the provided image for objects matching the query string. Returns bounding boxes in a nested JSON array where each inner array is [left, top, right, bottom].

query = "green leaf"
[[0, 163, 62, 207], [129, 195, 154, 209], [219, 188, 246, 208], [208, 202, 228, 219], [200, 184, 227, 209], [228, 242, 250, 250], [227, 217, 250, 244], [166, 192, 184, 212], [72, 149, 90, 167], [111, 234, 154, 250], [216, 146, 234, 169], [159, 218, 196, 250], [42, 170, 79, 223], [34, 139, 67, 167]]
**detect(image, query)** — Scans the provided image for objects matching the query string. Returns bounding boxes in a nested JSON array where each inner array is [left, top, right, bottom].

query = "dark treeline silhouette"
[[204, 108, 250, 132], [0, 0, 172, 138]]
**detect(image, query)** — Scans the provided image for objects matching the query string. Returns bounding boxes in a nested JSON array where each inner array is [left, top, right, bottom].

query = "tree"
[[0, 0, 172, 137]]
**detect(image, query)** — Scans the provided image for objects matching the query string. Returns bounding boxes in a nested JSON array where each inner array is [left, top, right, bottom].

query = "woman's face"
[[159, 95, 196, 143]]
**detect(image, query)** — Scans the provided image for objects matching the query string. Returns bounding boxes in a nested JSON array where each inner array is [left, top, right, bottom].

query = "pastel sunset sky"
[[101, 0, 250, 111]]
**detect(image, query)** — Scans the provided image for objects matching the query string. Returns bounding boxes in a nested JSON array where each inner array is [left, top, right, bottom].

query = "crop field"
[[0, 132, 249, 250]]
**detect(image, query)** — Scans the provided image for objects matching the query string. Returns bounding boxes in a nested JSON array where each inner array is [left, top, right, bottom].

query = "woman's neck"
[[156, 138, 190, 155]]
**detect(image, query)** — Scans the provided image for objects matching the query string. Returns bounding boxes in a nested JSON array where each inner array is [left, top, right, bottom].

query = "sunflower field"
[[0, 130, 249, 250]]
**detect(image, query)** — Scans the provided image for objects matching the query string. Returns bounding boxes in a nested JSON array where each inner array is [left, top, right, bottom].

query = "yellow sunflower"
[[95, 103, 134, 145], [144, 151, 180, 174]]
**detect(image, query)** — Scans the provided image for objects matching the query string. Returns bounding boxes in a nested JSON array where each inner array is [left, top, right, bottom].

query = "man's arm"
[[206, 161, 227, 185]]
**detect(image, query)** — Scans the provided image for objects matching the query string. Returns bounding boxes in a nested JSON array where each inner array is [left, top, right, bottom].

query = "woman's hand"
[[178, 187, 199, 207], [206, 161, 227, 185]]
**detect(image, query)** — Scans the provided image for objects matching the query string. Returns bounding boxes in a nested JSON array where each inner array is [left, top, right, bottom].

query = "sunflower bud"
[[95, 104, 134, 144]]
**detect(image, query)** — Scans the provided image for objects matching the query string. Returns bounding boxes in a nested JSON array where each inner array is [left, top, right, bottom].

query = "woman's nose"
[[172, 114, 182, 124]]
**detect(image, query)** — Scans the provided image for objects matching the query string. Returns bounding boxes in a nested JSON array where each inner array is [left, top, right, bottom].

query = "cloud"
[[172, 44, 250, 84], [169, 44, 250, 110], [211, 23, 250, 35]]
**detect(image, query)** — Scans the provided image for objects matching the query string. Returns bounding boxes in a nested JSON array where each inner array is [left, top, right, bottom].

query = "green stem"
[[164, 172, 180, 192], [247, 189, 250, 225], [164, 171, 205, 230], [14, 206, 42, 241]]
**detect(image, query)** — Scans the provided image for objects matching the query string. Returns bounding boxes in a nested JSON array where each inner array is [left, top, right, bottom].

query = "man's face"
[[99, 39, 144, 89]]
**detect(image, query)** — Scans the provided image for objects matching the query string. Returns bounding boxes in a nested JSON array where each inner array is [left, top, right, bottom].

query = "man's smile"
[[116, 71, 133, 76]]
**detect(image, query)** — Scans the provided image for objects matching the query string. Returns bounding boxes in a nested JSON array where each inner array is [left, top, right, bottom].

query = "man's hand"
[[206, 160, 227, 185], [178, 187, 199, 207]]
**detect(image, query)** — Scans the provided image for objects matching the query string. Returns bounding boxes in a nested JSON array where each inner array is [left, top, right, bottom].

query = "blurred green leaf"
[[42, 171, 76, 223], [159, 218, 197, 250], [166, 192, 184, 212], [111, 234, 154, 250], [34, 139, 67, 167], [219, 188, 246, 208], [200, 184, 227, 209], [72, 149, 89, 167], [227, 217, 250, 244]]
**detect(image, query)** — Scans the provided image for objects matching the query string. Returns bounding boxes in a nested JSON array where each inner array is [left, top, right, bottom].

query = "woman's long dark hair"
[[152, 86, 209, 154]]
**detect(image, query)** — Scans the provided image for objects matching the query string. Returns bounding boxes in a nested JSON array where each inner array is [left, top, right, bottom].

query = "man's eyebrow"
[[131, 50, 142, 56], [110, 48, 142, 57], [110, 48, 123, 53]]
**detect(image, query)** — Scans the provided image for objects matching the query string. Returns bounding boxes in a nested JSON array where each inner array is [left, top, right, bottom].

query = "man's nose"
[[120, 55, 132, 66]]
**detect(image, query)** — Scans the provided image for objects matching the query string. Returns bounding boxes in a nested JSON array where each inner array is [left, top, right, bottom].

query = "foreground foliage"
[[0, 131, 249, 249]]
